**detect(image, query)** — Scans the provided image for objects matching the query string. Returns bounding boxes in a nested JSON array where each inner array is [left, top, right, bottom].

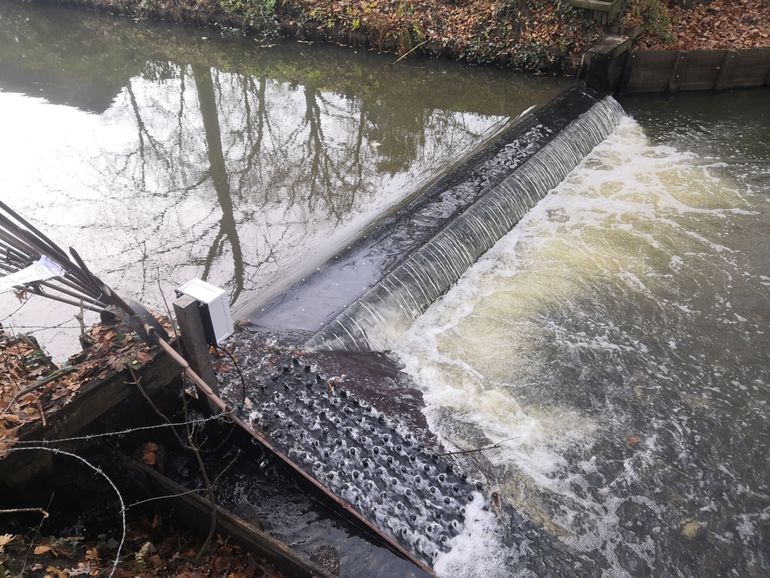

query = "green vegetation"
[[631, 0, 674, 45], [219, 0, 277, 28], [48, 0, 603, 73]]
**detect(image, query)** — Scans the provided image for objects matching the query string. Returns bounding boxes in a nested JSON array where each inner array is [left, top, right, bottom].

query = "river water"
[[0, 1, 566, 358], [395, 90, 770, 576], [1, 3, 768, 577]]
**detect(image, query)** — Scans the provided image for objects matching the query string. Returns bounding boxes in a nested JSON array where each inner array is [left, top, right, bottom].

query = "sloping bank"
[[45, 0, 601, 73]]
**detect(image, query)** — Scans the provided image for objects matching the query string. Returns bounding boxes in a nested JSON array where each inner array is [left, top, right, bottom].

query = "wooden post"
[[715, 50, 738, 90], [668, 52, 686, 93], [173, 295, 219, 397], [585, 35, 631, 94], [618, 49, 636, 94]]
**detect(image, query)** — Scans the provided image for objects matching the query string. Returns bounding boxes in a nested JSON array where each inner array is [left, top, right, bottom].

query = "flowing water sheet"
[[395, 104, 770, 576]]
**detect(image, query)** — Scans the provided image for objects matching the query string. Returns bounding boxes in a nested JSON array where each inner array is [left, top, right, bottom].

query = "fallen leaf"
[[213, 555, 230, 572], [85, 547, 99, 561], [142, 442, 159, 466], [45, 566, 68, 578], [134, 350, 153, 365], [35, 544, 53, 555]]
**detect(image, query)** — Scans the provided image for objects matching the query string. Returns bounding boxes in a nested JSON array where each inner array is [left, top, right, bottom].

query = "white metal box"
[[176, 279, 234, 345]]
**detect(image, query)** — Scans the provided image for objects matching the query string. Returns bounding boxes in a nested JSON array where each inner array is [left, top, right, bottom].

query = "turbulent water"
[[394, 96, 770, 577]]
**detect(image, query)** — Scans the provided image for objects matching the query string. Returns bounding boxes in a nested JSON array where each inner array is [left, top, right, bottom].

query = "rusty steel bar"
[[0, 200, 70, 262], [26, 286, 106, 313]]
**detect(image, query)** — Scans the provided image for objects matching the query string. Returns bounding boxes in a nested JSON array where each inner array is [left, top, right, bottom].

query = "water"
[[0, 1, 567, 359], [394, 90, 770, 576], [309, 94, 625, 351]]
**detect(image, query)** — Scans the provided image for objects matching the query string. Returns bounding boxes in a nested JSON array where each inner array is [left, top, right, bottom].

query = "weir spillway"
[[243, 88, 624, 352], [224, 87, 626, 573]]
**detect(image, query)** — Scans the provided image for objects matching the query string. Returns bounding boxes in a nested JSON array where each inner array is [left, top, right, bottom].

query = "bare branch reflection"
[[0, 1, 565, 314]]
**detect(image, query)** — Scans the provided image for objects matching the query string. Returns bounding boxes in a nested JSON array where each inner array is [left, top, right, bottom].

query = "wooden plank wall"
[[622, 47, 770, 93]]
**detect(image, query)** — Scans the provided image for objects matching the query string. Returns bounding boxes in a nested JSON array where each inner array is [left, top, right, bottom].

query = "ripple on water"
[[395, 115, 770, 577]]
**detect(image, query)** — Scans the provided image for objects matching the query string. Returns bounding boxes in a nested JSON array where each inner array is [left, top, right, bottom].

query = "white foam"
[[435, 494, 533, 578], [395, 113, 765, 574]]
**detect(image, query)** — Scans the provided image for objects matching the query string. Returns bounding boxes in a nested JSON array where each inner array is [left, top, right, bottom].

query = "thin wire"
[[14, 412, 227, 445], [0, 299, 28, 323], [1, 324, 82, 331]]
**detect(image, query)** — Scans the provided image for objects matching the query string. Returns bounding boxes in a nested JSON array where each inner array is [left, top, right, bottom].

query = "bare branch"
[[436, 436, 521, 457], [0, 507, 49, 519]]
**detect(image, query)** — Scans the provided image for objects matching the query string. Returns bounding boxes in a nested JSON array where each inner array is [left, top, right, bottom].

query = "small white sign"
[[0, 255, 66, 294]]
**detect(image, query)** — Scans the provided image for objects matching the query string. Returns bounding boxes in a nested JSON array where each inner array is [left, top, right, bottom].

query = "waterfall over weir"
[[306, 95, 625, 351]]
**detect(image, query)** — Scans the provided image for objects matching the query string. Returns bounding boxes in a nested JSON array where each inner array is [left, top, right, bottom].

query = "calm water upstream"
[[395, 90, 770, 576], [0, 1, 566, 358]]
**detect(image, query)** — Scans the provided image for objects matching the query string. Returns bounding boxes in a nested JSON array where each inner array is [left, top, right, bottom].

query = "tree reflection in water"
[[0, 1, 567, 357]]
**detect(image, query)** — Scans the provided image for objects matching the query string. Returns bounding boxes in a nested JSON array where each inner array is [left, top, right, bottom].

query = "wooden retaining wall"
[[623, 47, 770, 93], [587, 39, 770, 94]]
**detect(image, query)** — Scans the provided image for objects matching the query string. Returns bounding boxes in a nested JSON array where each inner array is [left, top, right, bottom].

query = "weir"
[[224, 87, 627, 572], [308, 96, 624, 351], [244, 88, 625, 351]]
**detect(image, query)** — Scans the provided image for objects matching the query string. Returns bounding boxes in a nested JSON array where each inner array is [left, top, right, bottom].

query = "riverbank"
[[0, 321, 293, 577], [43, 1, 770, 73], [623, 0, 770, 51], [51, 0, 603, 73]]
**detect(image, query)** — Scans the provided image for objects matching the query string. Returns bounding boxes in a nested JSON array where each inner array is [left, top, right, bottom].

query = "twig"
[[0, 299, 27, 323], [214, 344, 246, 415], [9, 446, 125, 578], [127, 487, 201, 510], [389, 40, 428, 66], [156, 269, 179, 342], [182, 392, 217, 561], [0, 507, 49, 518], [75, 299, 86, 339], [0, 365, 76, 420], [436, 436, 520, 457], [128, 364, 217, 561], [212, 448, 241, 487], [127, 364, 188, 450], [126, 449, 240, 510], [20, 492, 54, 575], [36, 399, 46, 428]]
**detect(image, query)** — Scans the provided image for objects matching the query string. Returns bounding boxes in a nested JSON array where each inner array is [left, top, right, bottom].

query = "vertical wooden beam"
[[585, 35, 631, 94], [174, 295, 219, 397], [715, 50, 738, 90], [618, 49, 636, 95], [668, 51, 687, 93]]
